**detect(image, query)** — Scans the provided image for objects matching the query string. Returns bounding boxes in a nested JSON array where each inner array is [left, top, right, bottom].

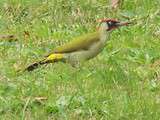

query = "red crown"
[[97, 18, 118, 23]]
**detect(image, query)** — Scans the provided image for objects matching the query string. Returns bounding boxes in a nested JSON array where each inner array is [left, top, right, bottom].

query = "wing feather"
[[53, 32, 100, 53]]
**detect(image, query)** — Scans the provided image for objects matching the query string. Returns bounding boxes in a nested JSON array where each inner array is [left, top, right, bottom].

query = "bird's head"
[[98, 18, 130, 31]]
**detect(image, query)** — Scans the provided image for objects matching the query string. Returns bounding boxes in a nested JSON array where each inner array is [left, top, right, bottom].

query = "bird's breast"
[[87, 40, 105, 58]]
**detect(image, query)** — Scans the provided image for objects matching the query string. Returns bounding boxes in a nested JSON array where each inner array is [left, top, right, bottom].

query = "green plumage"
[[25, 31, 102, 71], [53, 31, 100, 53]]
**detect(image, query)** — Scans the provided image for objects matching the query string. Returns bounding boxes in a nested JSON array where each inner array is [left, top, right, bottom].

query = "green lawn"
[[0, 0, 160, 119]]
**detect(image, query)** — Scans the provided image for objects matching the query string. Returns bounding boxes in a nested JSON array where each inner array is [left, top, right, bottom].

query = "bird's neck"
[[98, 23, 111, 43]]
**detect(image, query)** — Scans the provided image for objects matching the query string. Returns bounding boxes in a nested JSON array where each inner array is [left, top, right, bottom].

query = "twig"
[[0, 35, 17, 42]]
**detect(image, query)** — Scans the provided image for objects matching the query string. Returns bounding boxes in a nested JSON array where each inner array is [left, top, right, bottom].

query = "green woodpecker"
[[25, 19, 130, 71]]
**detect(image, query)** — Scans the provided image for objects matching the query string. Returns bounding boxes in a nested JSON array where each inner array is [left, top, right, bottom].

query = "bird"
[[24, 18, 130, 71]]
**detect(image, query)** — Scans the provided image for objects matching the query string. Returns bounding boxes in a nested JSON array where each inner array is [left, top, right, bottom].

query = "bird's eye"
[[108, 21, 112, 25]]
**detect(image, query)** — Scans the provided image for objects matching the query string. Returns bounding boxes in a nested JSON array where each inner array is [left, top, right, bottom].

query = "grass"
[[0, 0, 160, 119]]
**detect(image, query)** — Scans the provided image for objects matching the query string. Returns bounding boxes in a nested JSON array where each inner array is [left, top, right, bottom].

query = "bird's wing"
[[53, 32, 100, 53]]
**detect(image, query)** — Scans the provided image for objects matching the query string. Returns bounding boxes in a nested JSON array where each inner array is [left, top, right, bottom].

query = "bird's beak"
[[116, 21, 131, 27]]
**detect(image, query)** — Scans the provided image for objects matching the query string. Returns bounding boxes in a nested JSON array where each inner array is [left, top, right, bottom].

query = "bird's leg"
[[69, 59, 81, 68]]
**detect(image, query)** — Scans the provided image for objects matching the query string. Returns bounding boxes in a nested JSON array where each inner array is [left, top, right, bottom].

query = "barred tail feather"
[[25, 53, 64, 71]]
